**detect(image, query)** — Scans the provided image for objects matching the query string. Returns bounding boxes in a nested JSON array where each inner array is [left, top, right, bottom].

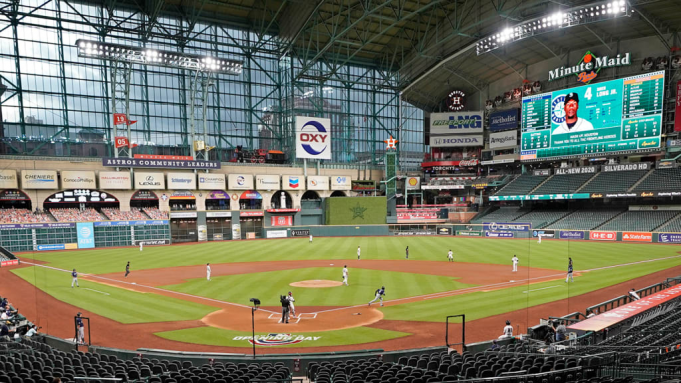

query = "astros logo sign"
[[296, 116, 331, 160]]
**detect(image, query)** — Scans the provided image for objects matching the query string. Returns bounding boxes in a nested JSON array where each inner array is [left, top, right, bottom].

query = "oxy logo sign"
[[234, 334, 321, 346], [296, 116, 331, 159]]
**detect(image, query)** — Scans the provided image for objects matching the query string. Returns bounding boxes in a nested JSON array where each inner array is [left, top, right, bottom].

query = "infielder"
[[139, 241, 143, 251], [447, 250, 453, 262], [309, 234, 313, 243], [342, 265, 349, 286], [76, 312, 85, 344], [368, 286, 385, 307], [287, 291, 296, 318], [71, 269, 79, 288], [125, 261, 130, 278], [206, 263, 211, 281], [405, 246, 409, 259], [565, 258, 574, 282], [357, 246, 361, 260], [512, 255, 519, 272]]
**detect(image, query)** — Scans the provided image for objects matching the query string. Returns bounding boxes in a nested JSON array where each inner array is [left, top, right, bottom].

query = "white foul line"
[[523, 286, 562, 293], [83, 288, 110, 296]]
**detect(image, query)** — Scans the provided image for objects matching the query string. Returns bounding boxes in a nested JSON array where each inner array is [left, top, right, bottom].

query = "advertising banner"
[[102, 157, 221, 169], [133, 239, 170, 246], [430, 111, 484, 135], [134, 154, 193, 160], [0, 222, 74, 230], [457, 231, 482, 236], [296, 116, 331, 160], [134, 172, 165, 189], [256, 175, 280, 190], [266, 230, 288, 238], [76, 222, 95, 249], [231, 223, 241, 240], [533, 169, 551, 176], [331, 176, 352, 191], [170, 212, 197, 218], [351, 180, 376, 191], [0, 170, 18, 189], [61, 171, 96, 189], [437, 227, 452, 235], [22, 170, 58, 189], [430, 135, 483, 147], [240, 211, 264, 217], [282, 175, 303, 190], [198, 174, 226, 190], [489, 130, 518, 149], [489, 109, 520, 132], [406, 177, 420, 190], [659, 233, 681, 243], [167, 173, 196, 190], [676, 80, 681, 132], [291, 229, 310, 237], [37, 243, 78, 251], [207, 190, 229, 200], [559, 230, 585, 240], [206, 212, 231, 218], [0, 259, 19, 267], [94, 220, 168, 227], [630, 205, 681, 211], [270, 216, 293, 227], [532, 229, 555, 238], [228, 174, 254, 190], [489, 193, 590, 201], [99, 172, 132, 189], [521, 71, 664, 161], [307, 176, 329, 190], [483, 222, 531, 231], [0, 190, 29, 200], [554, 166, 597, 175], [485, 231, 514, 238], [395, 230, 436, 236], [622, 232, 652, 242], [602, 163, 651, 172], [590, 231, 616, 241]]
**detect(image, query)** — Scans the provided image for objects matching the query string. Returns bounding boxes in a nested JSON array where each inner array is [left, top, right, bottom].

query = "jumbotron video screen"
[[520, 70, 664, 160]]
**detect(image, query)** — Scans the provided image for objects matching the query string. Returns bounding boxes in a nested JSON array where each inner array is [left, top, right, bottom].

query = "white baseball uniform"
[[288, 294, 296, 317], [538, 235, 542, 244], [512, 256, 519, 272], [139, 242, 143, 251], [206, 265, 211, 281], [448, 251, 453, 262], [357, 247, 361, 260], [309, 235, 313, 243], [342, 267, 348, 286]]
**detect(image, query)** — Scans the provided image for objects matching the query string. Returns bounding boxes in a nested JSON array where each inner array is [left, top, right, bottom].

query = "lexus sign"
[[296, 116, 331, 160]]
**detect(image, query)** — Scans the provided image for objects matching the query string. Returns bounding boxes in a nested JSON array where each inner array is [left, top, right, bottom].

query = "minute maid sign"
[[549, 51, 631, 84], [233, 333, 321, 346]]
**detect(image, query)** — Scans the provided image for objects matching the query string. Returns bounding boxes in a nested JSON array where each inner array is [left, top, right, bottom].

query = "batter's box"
[[267, 312, 317, 324]]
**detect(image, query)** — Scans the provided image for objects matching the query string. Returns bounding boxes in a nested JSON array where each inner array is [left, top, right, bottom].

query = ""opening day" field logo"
[[234, 333, 321, 346]]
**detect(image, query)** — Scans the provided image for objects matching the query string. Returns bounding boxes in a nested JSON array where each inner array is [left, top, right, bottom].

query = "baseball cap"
[[565, 92, 579, 104]]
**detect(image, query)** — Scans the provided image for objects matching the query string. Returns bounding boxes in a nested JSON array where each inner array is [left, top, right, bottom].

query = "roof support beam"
[[630, 5, 672, 51]]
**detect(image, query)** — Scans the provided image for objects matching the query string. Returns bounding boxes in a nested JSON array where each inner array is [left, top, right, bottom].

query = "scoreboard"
[[521, 71, 664, 160]]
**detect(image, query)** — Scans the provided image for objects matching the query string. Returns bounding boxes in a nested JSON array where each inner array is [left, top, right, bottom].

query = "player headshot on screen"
[[553, 92, 595, 135]]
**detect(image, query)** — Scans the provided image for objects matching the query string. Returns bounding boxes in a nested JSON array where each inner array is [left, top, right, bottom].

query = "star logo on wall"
[[384, 136, 398, 150], [349, 203, 367, 220]]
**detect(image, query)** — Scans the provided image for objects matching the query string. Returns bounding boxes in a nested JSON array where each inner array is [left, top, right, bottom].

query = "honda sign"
[[296, 116, 331, 160]]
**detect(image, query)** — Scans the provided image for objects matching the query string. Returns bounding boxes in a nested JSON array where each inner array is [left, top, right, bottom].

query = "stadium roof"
[[76, 0, 679, 111]]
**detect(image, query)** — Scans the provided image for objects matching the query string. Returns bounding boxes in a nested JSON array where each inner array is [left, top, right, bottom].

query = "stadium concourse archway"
[[0, 189, 33, 209], [205, 190, 231, 211], [270, 191, 292, 209], [239, 190, 263, 210], [169, 190, 196, 211], [330, 191, 346, 197], [301, 190, 321, 209], [130, 190, 159, 209]]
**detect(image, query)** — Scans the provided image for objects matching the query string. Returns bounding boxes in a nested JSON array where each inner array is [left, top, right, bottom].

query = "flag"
[[113, 113, 127, 125]]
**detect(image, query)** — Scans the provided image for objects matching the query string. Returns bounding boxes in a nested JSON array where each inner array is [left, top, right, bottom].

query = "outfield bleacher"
[[633, 168, 681, 191], [597, 210, 680, 232], [470, 206, 527, 224], [579, 170, 648, 193], [511, 209, 573, 229], [657, 214, 681, 232], [547, 208, 626, 230], [494, 175, 547, 196], [531, 173, 594, 195]]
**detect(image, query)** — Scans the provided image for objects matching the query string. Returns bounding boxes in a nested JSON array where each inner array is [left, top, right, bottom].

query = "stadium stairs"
[[627, 168, 655, 192], [573, 173, 601, 193]]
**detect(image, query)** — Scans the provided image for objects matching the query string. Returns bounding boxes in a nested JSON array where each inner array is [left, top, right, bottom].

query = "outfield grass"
[[161, 268, 474, 307]]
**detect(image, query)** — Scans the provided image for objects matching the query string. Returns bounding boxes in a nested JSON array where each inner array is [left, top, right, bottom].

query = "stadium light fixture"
[[476, 0, 632, 55], [75, 39, 243, 75]]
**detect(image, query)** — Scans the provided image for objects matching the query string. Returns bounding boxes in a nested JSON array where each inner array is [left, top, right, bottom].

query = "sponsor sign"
[[603, 163, 651, 172], [307, 176, 329, 190], [266, 230, 288, 238], [167, 173, 196, 190], [240, 190, 262, 200], [37, 243, 78, 251], [622, 232, 652, 242], [489, 130, 518, 149], [133, 239, 170, 246], [94, 220, 168, 227], [485, 231, 514, 238], [437, 227, 452, 235], [533, 169, 551, 176], [76, 222, 95, 249], [483, 222, 530, 231], [659, 233, 681, 243], [430, 135, 483, 147], [430, 112, 484, 135], [548, 51, 631, 84], [559, 231, 585, 240], [0, 259, 19, 267], [480, 158, 517, 165], [0, 190, 29, 201], [228, 174, 254, 190], [256, 175, 280, 190], [489, 193, 590, 201], [198, 174, 226, 190], [102, 157, 220, 169], [131, 190, 158, 200], [61, 171, 96, 189], [397, 209, 439, 220], [590, 231, 616, 241], [232, 223, 241, 240], [555, 166, 597, 175], [676, 80, 681, 132], [270, 216, 293, 227], [489, 109, 520, 132], [22, 170, 58, 189], [0, 170, 18, 189], [239, 333, 321, 346], [331, 176, 352, 191], [657, 161, 677, 169], [406, 177, 420, 190], [291, 229, 310, 237], [169, 191, 195, 200], [170, 212, 197, 218], [45, 189, 117, 204], [533, 230, 555, 238], [134, 172, 165, 189], [0, 222, 74, 230], [395, 230, 435, 236], [457, 231, 482, 236], [207, 190, 230, 200], [630, 205, 681, 211], [569, 284, 681, 332], [240, 211, 264, 217], [213, 233, 224, 241], [296, 116, 331, 160], [99, 171, 132, 190], [282, 175, 303, 191], [421, 160, 480, 169], [421, 184, 465, 190], [446, 90, 467, 111], [134, 154, 194, 160], [351, 180, 376, 191], [206, 212, 231, 218]]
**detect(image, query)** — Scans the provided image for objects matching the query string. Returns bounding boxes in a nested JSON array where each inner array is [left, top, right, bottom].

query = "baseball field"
[[3, 236, 681, 353]]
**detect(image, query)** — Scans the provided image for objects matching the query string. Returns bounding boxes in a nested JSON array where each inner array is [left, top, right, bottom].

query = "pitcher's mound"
[[290, 280, 343, 288]]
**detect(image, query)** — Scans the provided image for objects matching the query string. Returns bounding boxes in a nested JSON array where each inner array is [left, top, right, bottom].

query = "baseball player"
[[342, 265, 349, 286], [357, 246, 361, 260], [125, 261, 130, 278], [405, 246, 409, 259], [553, 92, 594, 135], [368, 286, 385, 307], [287, 291, 296, 318], [280, 294, 290, 324], [309, 234, 313, 243], [499, 320, 513, 339], [71, 269, 79, 288], [139, 241, 143, 251], [512, 255, 519, 272], [565, 258, 574, 282], [206, 263, 211, 281], [76, 312, 85, 344], [537, 233, 542, 244], [447, 250, 453, 262]]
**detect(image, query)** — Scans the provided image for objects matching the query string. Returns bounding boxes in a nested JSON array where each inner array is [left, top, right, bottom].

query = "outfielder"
[[71, 269, 79, 288], [206, 263, 211, 281], [357, 246, 361, 260], [512, 255, 519, 272], [287, 291, 296, 318], [565, 258, 574, 282], [447, 250, 453, 262], [124, 261, 130, 278], [76, 312, 85, 344], [342, 265, 349, 286], [309, 234, 313, 243], [537, 234, 542, 244], [139, 241, 143, 251], [368, 286, 385, 307]]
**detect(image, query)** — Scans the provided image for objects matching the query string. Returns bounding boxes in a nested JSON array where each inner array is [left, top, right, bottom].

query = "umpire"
[[280, 294, 290, 324]]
